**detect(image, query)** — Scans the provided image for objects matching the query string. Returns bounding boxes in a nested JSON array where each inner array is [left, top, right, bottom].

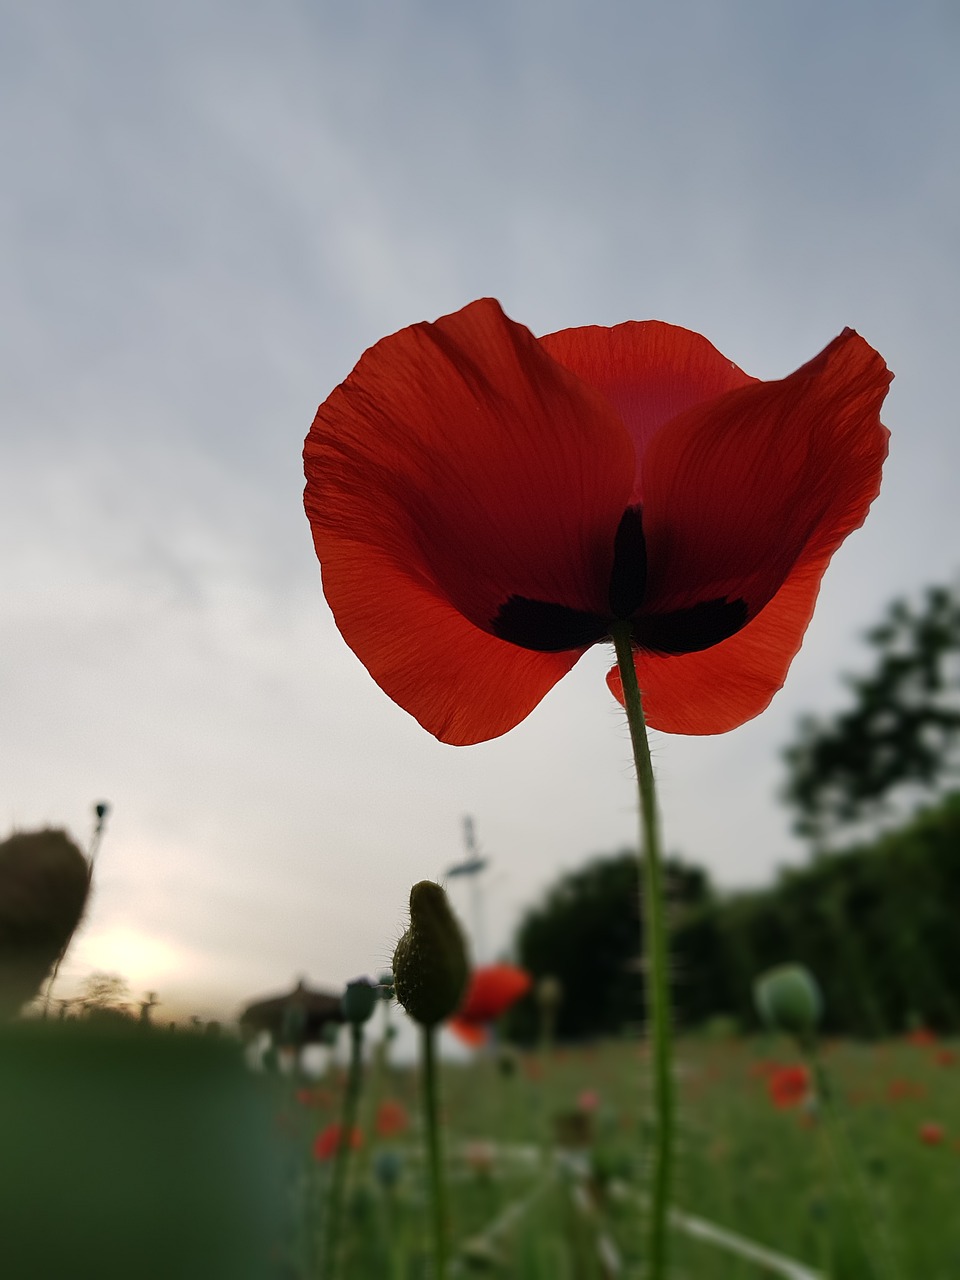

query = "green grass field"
[[3, 1020, 955, 1278], [272, 1031, 960, 1279]]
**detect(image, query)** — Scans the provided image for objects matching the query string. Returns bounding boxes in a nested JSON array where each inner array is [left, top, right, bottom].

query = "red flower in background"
[[906, 1027, 937, 1047], [375, 1099, 410, 1137], [887, 1078, 926, 1102], [448, 964, 533, 1046], [304, 299, 891, 745], [313, 1122, 363, 1161], [295, 1086, 334, 1109], [767, 1065, 810, 1109], [919, 1122, 945, 1146]]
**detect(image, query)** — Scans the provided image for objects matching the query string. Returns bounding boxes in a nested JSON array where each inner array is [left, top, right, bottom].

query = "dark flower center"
[[490, 505, 748, 655]]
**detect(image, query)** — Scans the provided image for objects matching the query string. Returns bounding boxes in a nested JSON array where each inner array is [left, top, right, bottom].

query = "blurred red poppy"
[[295, 1086, 334, 1109], [448, 964, 532, 1046], [304, 299, 891, 745], [919, 1122, 945, 1146], [907, 1026, 937, 1047], [767, 1064, 810, 1108], [887, 1078, 926, 1102], [375, 1099, 409, 1137], [577, 1088, 601, 1113], [313, 1122, 363, 1161]]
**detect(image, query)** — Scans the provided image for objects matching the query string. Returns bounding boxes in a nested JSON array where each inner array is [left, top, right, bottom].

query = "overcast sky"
[[2, 1, 957, 1024]]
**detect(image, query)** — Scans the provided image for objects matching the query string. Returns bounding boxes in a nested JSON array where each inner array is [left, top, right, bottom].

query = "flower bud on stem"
[[394, 882, 469, 1279]]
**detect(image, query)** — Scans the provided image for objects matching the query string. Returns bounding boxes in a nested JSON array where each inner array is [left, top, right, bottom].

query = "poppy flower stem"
[[611, 622, 674, 1280], [421, 1023, 450, 1278], [321, 1022, 364, 1279], [805, 1048, 902, 1280]]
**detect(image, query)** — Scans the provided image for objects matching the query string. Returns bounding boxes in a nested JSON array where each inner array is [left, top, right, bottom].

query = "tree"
[[783, 583, 960, 845], [80, 971, 131, 1020], [512, 850, 711, 1041]]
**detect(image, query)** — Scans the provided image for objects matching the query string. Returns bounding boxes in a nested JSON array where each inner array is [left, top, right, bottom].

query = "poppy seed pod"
[[341, 978, 378, 1025], [393, 882, 469, 1027], [754, 964, 823, 1039]]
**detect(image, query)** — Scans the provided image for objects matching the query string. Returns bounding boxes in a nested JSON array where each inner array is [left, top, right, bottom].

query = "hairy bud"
[[393, 882, 469, 1027]]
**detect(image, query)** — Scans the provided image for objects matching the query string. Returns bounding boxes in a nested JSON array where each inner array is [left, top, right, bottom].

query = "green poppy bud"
[[393, 881, 469, 1027], [754, 963, 823, 1039], [341, 978, 378, 1025], [373, 1148, 403, 1189]]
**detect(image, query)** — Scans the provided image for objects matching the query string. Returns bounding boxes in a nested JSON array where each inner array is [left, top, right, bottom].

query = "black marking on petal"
[[638, 598, 749, 655], [608, 505, 647, 619], [491, 596, 610, 652]]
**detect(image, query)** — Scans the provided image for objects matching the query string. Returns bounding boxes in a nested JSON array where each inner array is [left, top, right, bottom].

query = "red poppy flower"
[[906, 1026, 937, 1046], [887, 1078, 926, 1102], [919, 1122, 945, 1146], [448, 963, 532, 1046], [312, 1122, 363, 1161], [767, 1064, 810, 1108], [304, 299, 891, 745], [295, 1086, 334, 1109], [375, 1099, 410, 1137]]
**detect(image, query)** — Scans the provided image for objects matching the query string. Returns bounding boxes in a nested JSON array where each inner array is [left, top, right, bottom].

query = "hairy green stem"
[[422, 1023, 449, 1279], [611, 622, 674, 1280]]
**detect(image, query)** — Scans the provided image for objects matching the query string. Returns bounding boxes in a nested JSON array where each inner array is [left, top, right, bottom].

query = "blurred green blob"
[[0, 1021, 286, 1279], [753, 963, 823, 1040], [373, 1147, 404, 1189], [341, 977, 378, 1025]]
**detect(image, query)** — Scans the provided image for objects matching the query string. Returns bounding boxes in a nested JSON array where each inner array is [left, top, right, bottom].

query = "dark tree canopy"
[[512, 850, 711, 1041], [783, 583, 960, 844]]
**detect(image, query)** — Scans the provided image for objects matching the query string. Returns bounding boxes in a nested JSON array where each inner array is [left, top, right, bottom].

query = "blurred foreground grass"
[[2, 1023, 957, 1278]]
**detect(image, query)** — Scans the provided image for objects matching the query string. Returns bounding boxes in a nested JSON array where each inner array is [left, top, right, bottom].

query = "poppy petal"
[[319, 540, 585, 744], [539, 321, 756, 504], [448, 1018, 489, 1047], [305, 299, 636, 743], [638, 329, 891, 623], [457, 964, 533, 1021], [607, 537, 866, 734], [307, 297, 635, 624]]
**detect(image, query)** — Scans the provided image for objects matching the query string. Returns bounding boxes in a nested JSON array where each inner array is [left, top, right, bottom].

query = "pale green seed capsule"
[[754, 963, 823, 1038]]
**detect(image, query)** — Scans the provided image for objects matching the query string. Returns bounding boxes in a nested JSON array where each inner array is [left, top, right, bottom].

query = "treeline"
[[674, 792, 960, 1036], [511, 792, 960, 1041]]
